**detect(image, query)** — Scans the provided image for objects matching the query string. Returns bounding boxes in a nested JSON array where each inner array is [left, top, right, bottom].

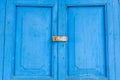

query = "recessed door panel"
[[15, 7, 52, 76], [68, 7, 106, 77]]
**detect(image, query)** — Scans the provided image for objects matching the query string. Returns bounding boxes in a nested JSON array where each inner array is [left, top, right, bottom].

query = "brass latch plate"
[[52, 36, 68, 42]]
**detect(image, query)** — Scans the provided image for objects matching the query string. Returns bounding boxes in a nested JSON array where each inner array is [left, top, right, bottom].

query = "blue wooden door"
[[58, 0, 118, 80], [3, 0, 58, 80], [1, 0, 120, 80]]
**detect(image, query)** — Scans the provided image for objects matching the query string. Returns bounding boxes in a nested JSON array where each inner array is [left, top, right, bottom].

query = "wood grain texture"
[[0, 0, 6, 80], [112, 0, 120, 80]]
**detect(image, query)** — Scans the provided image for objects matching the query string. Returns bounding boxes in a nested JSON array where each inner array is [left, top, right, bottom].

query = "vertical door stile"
[[106, 0, 116, 79], [58, 0, 67, 80], [0, 0, 6, 80], [112, 0, 120, 80]]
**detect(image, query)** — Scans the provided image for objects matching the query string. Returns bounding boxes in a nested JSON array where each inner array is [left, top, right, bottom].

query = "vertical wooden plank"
[[0, 0, 6, 80], [105, 0, 116, 79], [58, 0, 67, 80], [3, 0, 15, 80], [52, 2, 58, 80], [112, 0, 120, 80]]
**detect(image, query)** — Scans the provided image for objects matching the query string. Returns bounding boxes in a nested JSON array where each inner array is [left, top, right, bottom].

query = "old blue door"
[[58, 0, 119, 80], [0, 0, 120, 80], [3, 0, 58, 80]]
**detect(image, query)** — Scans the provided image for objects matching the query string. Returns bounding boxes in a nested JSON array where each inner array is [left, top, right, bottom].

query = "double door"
[[0, 0, 118, 80]]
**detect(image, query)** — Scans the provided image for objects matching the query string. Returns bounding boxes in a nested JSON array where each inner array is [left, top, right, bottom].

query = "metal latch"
[[52, 36, 68, 42]]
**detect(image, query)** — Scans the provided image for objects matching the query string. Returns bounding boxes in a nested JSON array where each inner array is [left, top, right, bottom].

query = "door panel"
[[68, 7, 106, 77], [4, 0, 57, 80], [15, 7, 52, 76]]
